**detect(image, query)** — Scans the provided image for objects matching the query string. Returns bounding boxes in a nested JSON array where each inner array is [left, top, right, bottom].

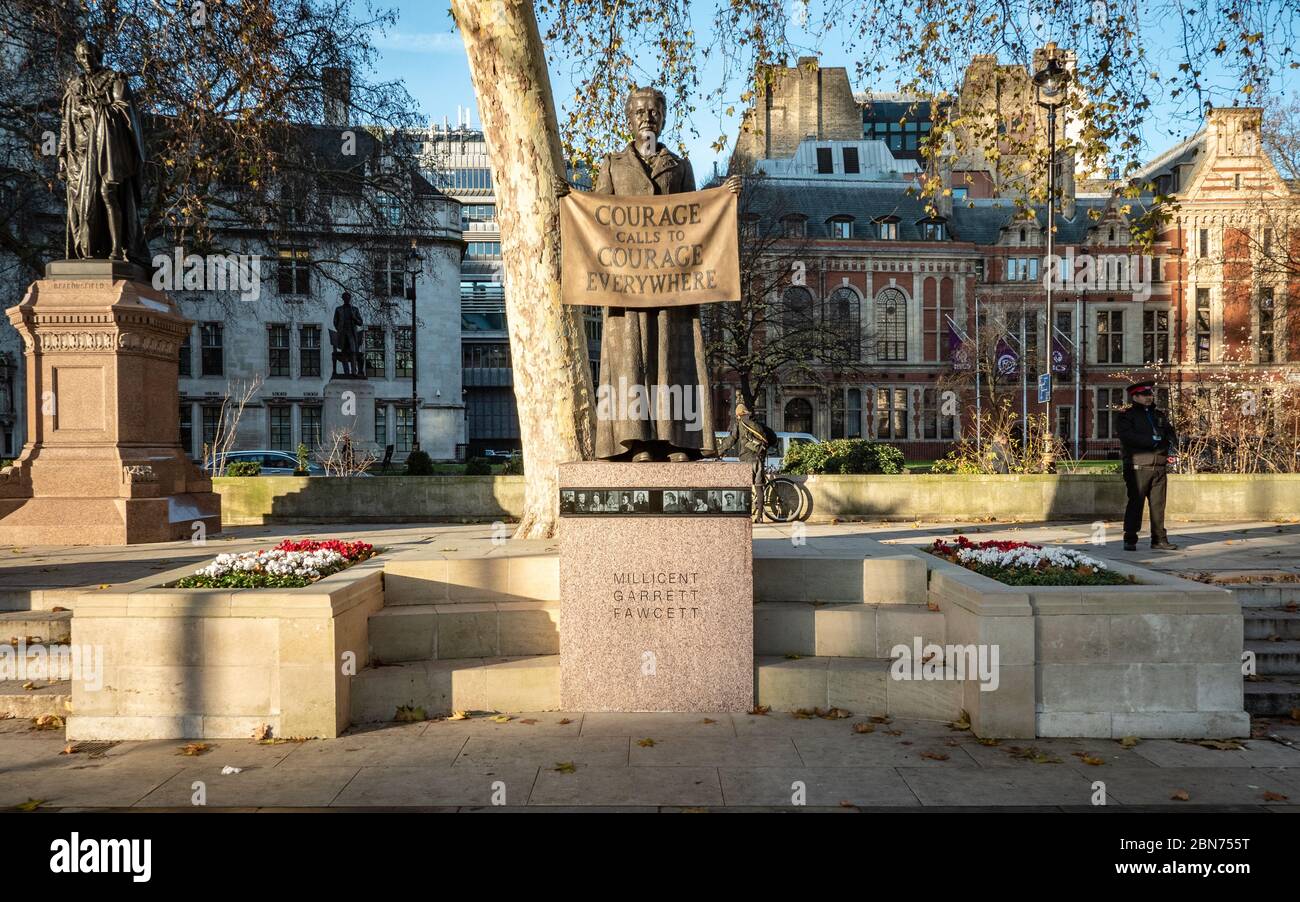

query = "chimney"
[[322, 66, 351, 127]]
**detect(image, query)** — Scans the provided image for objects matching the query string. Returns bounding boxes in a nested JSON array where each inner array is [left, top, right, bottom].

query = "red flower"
[[273, 538, 373, 561]]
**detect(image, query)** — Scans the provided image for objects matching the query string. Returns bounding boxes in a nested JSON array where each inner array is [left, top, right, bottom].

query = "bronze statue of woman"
[[58, 39, 150, 266], [559, 86, 739, 461]]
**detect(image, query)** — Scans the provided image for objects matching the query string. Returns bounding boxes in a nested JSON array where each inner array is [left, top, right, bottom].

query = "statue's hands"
[[56, 159, 66, 181], [553, 175, 571, 198], [724, 174, 743, 195]]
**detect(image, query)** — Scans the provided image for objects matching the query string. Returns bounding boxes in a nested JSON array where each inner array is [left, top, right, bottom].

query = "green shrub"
[[225, 460, 262, 477], [500, 454, 524, 475], [782, 439, 905, 475], [405, 449, 434, 476], [464, 456, 493, 476], [0, 458, 14, 470]]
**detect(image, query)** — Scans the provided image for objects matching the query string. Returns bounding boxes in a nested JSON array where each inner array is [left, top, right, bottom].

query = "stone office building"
[[727, 57, 1298, 459]]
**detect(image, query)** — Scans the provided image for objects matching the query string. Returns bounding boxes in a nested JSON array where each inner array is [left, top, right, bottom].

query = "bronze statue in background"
[[58, 39, 150, 266]]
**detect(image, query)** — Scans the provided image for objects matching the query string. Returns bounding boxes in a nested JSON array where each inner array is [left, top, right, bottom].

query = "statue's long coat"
[[60, 68, 150, 265], [591, 142, 718, 460]]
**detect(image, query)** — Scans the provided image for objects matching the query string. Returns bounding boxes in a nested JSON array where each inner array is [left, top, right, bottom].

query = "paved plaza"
[[3, 518, 1298, 810]]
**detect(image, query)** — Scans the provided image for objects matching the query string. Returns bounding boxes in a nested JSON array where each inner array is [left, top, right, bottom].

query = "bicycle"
[[752, 462, 804, 523]]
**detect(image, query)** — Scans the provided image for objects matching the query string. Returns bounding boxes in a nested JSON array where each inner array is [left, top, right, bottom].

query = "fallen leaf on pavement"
[[1170, 789, 1190, 801]]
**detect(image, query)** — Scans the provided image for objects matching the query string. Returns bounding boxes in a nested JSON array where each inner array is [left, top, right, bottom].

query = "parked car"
[[204, 450, 325, 476], [713, 431, 820, 464], [482, 449, 521, 459]]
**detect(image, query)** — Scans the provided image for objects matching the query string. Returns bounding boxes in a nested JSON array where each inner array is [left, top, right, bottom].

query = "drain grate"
[[70, 740, 120, 758]]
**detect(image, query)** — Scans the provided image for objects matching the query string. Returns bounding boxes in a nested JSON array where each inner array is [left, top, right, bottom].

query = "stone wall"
[[926, 553, 1248, 739], [67, 556, 384, 740], [214, 473, 1300, 525]]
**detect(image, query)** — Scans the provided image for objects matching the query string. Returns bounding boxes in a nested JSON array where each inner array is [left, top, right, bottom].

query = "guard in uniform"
[[1115, 380, 1179, 551]]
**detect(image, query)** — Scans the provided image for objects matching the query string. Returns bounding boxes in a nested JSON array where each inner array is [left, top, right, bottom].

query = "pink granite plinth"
[[0, 270, 220, 545], [559, 461, 753, 712]]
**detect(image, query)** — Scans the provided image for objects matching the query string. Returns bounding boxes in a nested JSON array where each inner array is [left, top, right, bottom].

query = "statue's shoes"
[[631, 451, 653, 463], [667, 452, 690, 463]]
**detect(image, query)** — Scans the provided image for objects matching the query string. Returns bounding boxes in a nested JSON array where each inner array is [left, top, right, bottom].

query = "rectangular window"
[[201, 404, 222, 450], [842, 146, 860, 174], [874, 387, 909, 439], [1142, 309, 1169, 364], [816, 147, 834, 174], [179, 404, 193, 458], [269, 406, 292, 452], [1196, 287, 1212, 363], [921, 388, 955, 440], [300, 404, 322, 451], [268, 324, 290, 377], [846, 388, 862, 438], [830, 390, 845, 439], [831, 220, 853, 239], [395, 327, 413, 378], [1007, 258, 1040, 281], [876, 220, 897, 240], [200, 323, 223, 377], [922, 221, 946, 240], [277, 248, 311, 296], [299, 325, 321, 378], [365, 329, 386, 378], [179, 329, 192, 378], [372, 251, 405, 297], [1095, 387, 1127, 439], [1198, 228, 1209, 258], [952, 187, 968, 200], [375, 404, 387, 447], [466, 241, 502, 259], [1055, 405, 1073, 441], [1151, 257, 1162, 282], [783, 217, 806, 238], [1259, 287, 1276, 363], [1263, 228, 1274, 256], [396, 406, 414, 452], [1096, 309, 1124, 364]]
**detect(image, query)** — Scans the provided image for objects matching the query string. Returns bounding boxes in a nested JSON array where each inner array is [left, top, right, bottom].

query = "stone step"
[[1244, 677, 1300, 717], [1245, 640, 1300, 675], [368, 602, 559, 663], [1231, 584, 1300, 608], [0, 610, 72, 644], [382, 551, 928, 607], [0, 678, 72, 720], [350, 656, 561, 723], [1244, 610, 1300, 641], [755, 655, 962, 722], [753, 554, 928, 605], [350, 654, 963, 724], [383, 554, 560, 606], [0, 644, 74, 680], [754, 602, 944, 658]]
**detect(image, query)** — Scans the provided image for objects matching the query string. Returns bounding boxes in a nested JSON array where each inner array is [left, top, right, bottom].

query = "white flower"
[[955, 545, 1107, 571], [191, 547, 346, 582]]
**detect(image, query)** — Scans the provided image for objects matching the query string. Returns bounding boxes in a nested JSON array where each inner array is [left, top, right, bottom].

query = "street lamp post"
[[406, 244, 423, 453], [1034, 55, 1070, 455]]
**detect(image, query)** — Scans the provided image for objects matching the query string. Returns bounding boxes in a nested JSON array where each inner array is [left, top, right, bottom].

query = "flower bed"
[[928, 535, 1132, 586], [174, 539, 377, 589]]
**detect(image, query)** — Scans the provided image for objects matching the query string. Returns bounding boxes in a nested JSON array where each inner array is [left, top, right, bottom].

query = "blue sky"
[[369, 0, 1298, 176]]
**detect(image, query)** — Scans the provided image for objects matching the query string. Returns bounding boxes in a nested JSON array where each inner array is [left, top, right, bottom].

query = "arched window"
[[875, 287, 908, 361], [784, 398, 814, 434], [782, 286, 815, 336], [824, 286, 861, 361]]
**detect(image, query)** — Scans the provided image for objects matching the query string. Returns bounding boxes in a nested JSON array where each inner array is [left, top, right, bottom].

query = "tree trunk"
[[451, 0, 594, 538]]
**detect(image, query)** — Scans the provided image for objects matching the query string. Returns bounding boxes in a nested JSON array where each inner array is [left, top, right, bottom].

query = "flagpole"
[[974, 297, 982, 450], [1021, 298, 1028, 448]]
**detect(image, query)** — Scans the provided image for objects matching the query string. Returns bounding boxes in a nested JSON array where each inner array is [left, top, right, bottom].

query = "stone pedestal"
[[0, 264, 221, 545], [322, 378, 377, 456], [558, 461, 754, 712]]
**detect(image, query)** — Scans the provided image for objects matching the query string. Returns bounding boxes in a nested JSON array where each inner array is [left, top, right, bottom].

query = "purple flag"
[[947, 320, 973, 370], [994, 336, 1019, 376], [1051, 334, 1071, 375]]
